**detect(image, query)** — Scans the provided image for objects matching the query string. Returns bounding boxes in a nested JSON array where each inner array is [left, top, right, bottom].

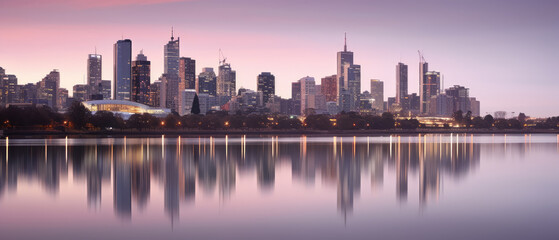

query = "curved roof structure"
[[82, 100, 171, 119]]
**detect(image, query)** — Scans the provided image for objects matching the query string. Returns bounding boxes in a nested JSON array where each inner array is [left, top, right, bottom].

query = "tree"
[[464, 111, 473, 128], [191, 94, 201, 114], [453, 110, 464, 125], [304, 114, 331, 130], [90, 111, 118, 130], [518, 112, 527, 123], [399, 119, 420, 129], [483, 114, 494, 128], [67, 101, 91, 130], [380, 112, 396, 129]]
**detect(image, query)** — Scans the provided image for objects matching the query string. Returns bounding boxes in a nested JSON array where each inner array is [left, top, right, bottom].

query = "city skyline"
[[1, 0, 558, 117]]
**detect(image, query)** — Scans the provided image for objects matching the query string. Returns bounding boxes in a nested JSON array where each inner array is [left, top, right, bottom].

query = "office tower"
[[445, 85, 470, 114], [160, 73, 180, 111], [469, 97, 480, 117], [370, 79, 384, 111], [114, 39, 132, 101], [321, 75, 337, 102], [429, 94, 454, 117], [131, 51, 151, 105], [337, 34, 354, 107], [179, 57, 196, 90], [217, 62, 236, 97], [164, 30, 180, 76], [21, 83, 37, 103], [421, 71, 440, 114], [39, 70, 60, 109], [87, 53, 102, 98], [314, 85, 327, 112], [343, 63, 361, 111], [197, 68, 216, 96], [179, 89, 197, 116], [291, 81, 301, 115], [299, 76, 316, 115], [1, 74, 17, 104], [73, 84, 89, 102], [150, 81, 161, 107], [57, 88, 68, 109], [101, 80, 111, 100], [257, 72, 275, 104], [396, 62, 408, 104], [418, 54, 429, 113]]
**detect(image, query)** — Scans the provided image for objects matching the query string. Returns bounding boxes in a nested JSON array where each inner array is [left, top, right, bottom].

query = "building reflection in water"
[[2, 134, 523, 222]]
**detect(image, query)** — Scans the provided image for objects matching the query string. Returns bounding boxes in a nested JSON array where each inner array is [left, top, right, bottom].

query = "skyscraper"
[[87, 53, 102, 99], [131, 51, 151, 105], [164, 30, 180, 76], [291, 81, 301, 115], [299, 76, 316, 115], [257, 72, 275, 104], [161, 73, 180, 111], [422, 71, 440, 114], [179, 57, 196, 90], [39, 70, 60, 109], [321, 75, 337, 102], [343, 63, 361, 111], [445, 85, 470, 113], [197, 68, 216, 97], [418, 54, 429, 113], [217, 63, 236, 97], [370, 79, 384, 111], [337, 34, 354, 107], [396, 62, 408, 104], [101, 80, 111, 100], [1, 74, 17, 104], [114, 39, 132, 101]]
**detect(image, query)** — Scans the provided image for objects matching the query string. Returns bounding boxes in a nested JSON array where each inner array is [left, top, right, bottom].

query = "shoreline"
[[2, 129, 558, 138]]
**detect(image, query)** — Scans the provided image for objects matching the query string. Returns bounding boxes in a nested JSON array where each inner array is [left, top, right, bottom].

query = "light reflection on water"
[[0, 134, 558, 239]]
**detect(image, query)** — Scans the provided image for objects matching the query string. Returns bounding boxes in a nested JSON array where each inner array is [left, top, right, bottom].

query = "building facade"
[[131, 51, 151, 105], [114, 39, 132, 101], [370, 79, 384, 111], [197, 68, 217, 97], [257, 72, 275, 104], [87, 54, 102, 99], [217, 63, 236, 97]]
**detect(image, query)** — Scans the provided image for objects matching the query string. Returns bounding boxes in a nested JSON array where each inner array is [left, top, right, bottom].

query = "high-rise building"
[[217, 63, 236, 97], [469, 97, 480, 117], [421, 71, 440, 114], [445, 85, 470, 113], [321, 75, 337, 102], [38, 70, 60, 109], [160, 73, 180, 111], [291, 81, 301, 115], [73, 84, 89, 102], [20, 83, 37, 104], [429, 94, 454, 117], [197, 68, 216, 97], [396, 62, 408, 104], [299, 76, 315, 115], [87, 53, 102, 98], [179, 89, 197, 116], [114, 39, 132, 101], [343, 63, 361, 111], [1, 74, 17, 104], [131, 51, 151, 105], [57, 88, 68, 109], [257, 72, 275, 104], [418, 56, 429, 113], [164, 31, 180, 76], [337, 34, 354, 107], [101, 80, 111, 100], [370, 79, 384, 111], [150, 81, 162, 108], [179, 57, 196, 90]]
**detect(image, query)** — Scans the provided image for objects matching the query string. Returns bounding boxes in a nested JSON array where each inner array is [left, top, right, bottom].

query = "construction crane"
[[418, 50, 426, 63], [219, 49, 227, 66]]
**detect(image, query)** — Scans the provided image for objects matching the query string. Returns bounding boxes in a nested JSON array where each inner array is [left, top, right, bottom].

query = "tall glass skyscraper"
[[396, 62, 408, 104], [179, 57, 196, 90], [164, 33, 180, 76], [336, 34, 354, 107], [257, 72, 275, 104], [197, 68, 216, 96], [131, 51, 151, 105], [114, 39, 132, 101], [217, 63, 236, 97], [87, 54, 102, 98], [419, 59, 429, 113]]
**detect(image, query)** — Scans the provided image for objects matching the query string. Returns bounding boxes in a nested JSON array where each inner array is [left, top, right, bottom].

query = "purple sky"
[[0, 0, 558, 117]]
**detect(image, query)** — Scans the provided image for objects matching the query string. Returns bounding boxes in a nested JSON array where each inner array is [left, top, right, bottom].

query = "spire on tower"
[[344, 32, 347, 51], [171, 26, 174, 41]]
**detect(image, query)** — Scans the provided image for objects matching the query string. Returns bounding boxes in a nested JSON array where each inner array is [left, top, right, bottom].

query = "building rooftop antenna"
[[344, 32, 347, 52], [171, 26, 174, 41]]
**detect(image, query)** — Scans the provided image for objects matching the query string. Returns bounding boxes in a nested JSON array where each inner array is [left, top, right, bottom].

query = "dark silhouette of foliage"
[[191, 94, 201, 114], [67, 101, 91, 130]]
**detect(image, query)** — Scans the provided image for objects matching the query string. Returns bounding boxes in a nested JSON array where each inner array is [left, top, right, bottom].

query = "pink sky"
[[0, 0, 558, 117]]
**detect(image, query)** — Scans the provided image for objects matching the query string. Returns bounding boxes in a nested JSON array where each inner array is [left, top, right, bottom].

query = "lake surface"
[[0, 134, 558, 240]]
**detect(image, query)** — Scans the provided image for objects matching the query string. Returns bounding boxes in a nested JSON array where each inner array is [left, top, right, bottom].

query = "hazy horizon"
[[1, 0, 558, 117]]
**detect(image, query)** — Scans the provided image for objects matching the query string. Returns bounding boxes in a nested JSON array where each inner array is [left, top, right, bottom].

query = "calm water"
[[0, 134, 558, 240]]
